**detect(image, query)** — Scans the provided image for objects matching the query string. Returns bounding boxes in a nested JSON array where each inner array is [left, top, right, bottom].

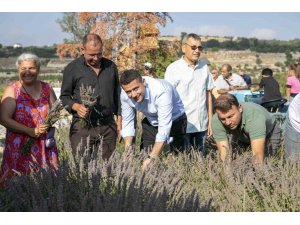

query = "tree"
[[57, 12, 96, 43], [57, 12, 173, 70], [256, 55, 262, 65], [238, 38, 250, 50], [205, 39, 220, 49], [285, 51, 293, 66], [180, 32, 187, 42]]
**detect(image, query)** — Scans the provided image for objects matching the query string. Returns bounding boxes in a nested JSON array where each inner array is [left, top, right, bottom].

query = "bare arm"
[[207, 90, 213, 137], [250, 138, 265, 165], [251, 86, 260, 92], [233, 85, 248, 90], [286, 87, 291, 100], [117, 115, 122, 142], [216, 140, 230, 162], [0, 86, 44, 138], [217, 89, 230, 94], [142, 141, 165, 171], [124, 136, 134, 150]]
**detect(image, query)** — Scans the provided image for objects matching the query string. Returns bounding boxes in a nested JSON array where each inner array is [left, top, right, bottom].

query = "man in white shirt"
[[215, 64, 248, 95], [120, 69, 187, 170], [165, 33, 214, 153], [285, 93, 300, 161]]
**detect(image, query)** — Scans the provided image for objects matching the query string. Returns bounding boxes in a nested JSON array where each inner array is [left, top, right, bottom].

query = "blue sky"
[[0, 12, 299, 46]]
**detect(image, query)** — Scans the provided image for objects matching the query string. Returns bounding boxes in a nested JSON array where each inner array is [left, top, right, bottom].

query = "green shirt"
[[212, 102, 275, 143]]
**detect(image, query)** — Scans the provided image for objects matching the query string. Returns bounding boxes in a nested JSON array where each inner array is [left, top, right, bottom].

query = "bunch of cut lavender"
[[80, 84, 97, 108], [22, 99, 65, 154], [79, 84, 98, 126], [43, 99, 65, 127]]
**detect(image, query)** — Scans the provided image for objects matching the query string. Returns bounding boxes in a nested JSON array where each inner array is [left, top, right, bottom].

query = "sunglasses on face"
[[185, 43, 203, 51]]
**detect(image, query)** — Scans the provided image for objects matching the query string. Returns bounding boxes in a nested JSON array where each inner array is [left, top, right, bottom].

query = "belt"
[[290, 93, 298, 97], [173, 113, 187, 123]]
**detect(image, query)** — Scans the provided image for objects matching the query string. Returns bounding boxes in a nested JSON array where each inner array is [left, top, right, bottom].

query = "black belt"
[[290, 93, 298, 97], [173, 113, 187, 123], [142, 113, 186, 126]]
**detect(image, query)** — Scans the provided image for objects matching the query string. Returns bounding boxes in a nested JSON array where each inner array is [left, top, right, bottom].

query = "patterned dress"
[[0, 81, 58, 180]]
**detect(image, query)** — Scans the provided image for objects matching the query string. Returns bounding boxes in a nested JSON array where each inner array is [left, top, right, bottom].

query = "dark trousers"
[[140, 114, 187, 152], [70, 118, 117, 160]]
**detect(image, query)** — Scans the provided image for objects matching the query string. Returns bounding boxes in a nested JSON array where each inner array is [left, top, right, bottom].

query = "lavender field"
[[0, 125, 299, 212]]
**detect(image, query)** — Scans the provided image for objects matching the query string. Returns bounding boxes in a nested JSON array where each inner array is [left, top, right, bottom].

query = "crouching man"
[[120, 69, 187, 170], [212, 94, 281, 165]]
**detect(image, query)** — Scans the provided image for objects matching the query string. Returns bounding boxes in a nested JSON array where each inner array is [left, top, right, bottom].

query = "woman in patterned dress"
[[0, 53, 58, 184]]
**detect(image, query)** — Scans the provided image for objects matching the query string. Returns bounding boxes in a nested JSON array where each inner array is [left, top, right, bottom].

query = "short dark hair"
[[262, 68, 273, 76], [222, 64, 232, 73], [120, 69, 143, 85], [82, 33, 103, 47], [182, 33, 201, 45], [214, 94, 239, 113]]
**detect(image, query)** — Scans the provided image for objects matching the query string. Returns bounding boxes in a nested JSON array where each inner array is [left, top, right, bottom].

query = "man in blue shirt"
[[120, 69, 187, 170], [239, 69, 252, 88]]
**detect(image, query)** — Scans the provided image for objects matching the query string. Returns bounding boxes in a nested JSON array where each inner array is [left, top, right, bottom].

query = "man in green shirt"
[[212, 94, 281, 164]]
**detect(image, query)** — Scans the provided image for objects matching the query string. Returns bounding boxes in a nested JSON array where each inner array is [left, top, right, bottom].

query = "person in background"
[[120, 70, 187, 170], [239, 69, 252, 88], [211, 67, 220, 100], [212, 94, 281, 165], [60, 33, 121, 160], [165, 33, 214, 153], [211, 68, 219, 81], [285, 93, 300, 161], [215, 64, 248, 95], [286, 62, 300, 102], [143, 62, 157, 78], [0, 53, 58, 183], [251, 68, 282, 104]]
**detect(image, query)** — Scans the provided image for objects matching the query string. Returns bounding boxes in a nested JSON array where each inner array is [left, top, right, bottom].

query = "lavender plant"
[[43, 99, 65, 127], [78, 84, 97, 127], [2, 128, 300, 212]]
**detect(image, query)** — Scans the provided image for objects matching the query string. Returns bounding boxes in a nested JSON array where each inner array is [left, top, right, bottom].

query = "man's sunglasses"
[[185, 43, 203, 51]]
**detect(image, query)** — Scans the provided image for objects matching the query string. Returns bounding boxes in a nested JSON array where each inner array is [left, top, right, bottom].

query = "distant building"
[[13, 43, 22, 48]]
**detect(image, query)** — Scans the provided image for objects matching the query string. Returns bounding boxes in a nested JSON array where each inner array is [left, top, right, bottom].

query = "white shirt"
[[215, 73, 247, 90], [288, 93, 300, 133], [121, 77, 185, 142], [164, 58, 214, 133]]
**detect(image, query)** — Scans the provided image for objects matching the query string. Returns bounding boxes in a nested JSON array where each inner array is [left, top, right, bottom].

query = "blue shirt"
[[242, 74, 252, 87], [121, 77, 185, 142]]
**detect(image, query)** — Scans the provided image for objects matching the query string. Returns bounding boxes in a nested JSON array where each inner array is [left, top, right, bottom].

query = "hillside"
[[0, 50, 298, 78]]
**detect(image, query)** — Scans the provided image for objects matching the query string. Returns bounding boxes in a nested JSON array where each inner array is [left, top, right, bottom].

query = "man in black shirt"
[[60, 33, 121, 160], [252, 68, 282, 103]]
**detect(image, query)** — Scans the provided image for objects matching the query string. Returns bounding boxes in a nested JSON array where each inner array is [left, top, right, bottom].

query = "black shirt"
[[60, 55, 121, 123], [259, 76, 281, 103]]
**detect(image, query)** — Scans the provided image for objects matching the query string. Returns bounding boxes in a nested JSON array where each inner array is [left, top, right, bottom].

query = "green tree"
[[180, 32, 187, 42], [205, 39, 220, 48], [238, 38, 250, 49], [285, 51, 293, 66], [57, 12, 96, 43], [256, 55, 262, 65]]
